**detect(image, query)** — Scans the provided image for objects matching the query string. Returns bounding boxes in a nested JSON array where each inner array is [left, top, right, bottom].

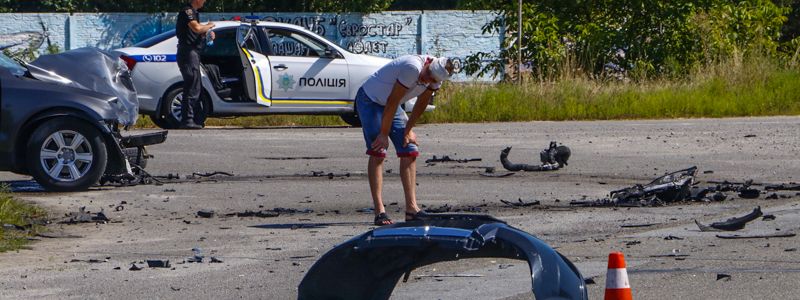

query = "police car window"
[[202, 29, 238, 57], [237, 26, 262, 54], [134, 30, 175, 48], [267, 29, 327, 57]]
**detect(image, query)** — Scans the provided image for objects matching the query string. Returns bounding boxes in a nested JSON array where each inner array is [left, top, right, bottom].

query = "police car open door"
[[236, 24, 272, 107]]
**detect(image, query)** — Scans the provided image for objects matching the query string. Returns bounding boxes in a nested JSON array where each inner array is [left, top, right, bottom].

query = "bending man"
[[356, 55, 453, 225]]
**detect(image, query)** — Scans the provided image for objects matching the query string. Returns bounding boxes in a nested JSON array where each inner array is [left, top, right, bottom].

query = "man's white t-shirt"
[[361, 55, 442, 106]]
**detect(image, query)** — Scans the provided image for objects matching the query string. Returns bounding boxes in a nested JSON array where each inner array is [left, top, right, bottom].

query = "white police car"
[[115, 19, 432, 129]]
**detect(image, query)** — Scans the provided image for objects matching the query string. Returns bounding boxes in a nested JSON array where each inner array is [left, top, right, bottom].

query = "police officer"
[[176, 0, 215, 129]]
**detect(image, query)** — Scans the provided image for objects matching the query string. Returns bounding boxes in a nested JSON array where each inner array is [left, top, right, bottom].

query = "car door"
[[261, 27, 350, 104], [236, 24, 272, 107]]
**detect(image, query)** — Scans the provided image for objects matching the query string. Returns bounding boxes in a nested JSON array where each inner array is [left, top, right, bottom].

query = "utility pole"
[[517, 0, 523, 84]]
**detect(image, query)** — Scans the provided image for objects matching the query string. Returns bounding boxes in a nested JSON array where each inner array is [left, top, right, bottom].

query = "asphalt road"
[[1, 116, 799, 299]]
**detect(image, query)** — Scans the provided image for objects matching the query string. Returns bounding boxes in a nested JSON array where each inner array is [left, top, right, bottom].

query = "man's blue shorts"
[[355, 88, 419, 158]]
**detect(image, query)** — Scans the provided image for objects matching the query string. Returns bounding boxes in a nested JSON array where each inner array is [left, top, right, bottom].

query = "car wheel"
[[340, 113, 361, 127], [26, 118, 108, 192], [149, 113, 170, 129], [159, 86, 208, 129], [341, 102, 361, 127]]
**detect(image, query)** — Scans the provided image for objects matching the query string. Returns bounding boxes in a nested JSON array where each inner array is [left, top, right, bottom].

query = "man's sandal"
[[374, 212, 393, 226], [405, 210, 428, 222]]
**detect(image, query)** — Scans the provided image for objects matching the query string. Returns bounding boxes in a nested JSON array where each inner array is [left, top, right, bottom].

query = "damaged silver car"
[[298, 214, 588, 300], [0, 48, 166, 191]]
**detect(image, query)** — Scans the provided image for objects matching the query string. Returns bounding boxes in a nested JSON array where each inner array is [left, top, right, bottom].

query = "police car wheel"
[[160, 86, 208, 129], [340, 113, 361, 127]]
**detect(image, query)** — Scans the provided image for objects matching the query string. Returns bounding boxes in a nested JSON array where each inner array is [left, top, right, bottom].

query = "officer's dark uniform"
[[176, 5, 206, 127]]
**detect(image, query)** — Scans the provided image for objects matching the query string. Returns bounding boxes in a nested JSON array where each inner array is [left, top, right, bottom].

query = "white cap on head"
[[428, 57, 451, 82]]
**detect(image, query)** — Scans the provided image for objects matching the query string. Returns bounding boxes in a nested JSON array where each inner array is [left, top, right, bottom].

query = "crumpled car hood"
[[298, 214, 588, 300], [29, 47, 139, 126]]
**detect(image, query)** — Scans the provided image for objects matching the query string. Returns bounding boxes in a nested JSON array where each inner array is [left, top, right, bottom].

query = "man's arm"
[[405, 88, 433, 130], [188, 20, 215, 34], [370, 81, 408, 151]]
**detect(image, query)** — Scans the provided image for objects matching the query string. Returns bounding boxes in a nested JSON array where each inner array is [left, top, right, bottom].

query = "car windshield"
[[134, 30, 175, 48], [0, 52, 27, 76]]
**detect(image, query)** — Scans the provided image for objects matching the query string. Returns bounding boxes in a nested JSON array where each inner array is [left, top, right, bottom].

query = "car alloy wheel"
[[39, 130, 94, 182]]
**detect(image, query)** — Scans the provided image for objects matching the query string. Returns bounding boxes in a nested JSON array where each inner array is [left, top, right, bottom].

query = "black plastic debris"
[[765, 193, 779, 199], [189, 171, 234, 179], [146, 260, 171, 268], [187, 248, 204, 263], [501, 198, 541, 207], [620, 223, 658, 228], [129, 264, 142, 271], [696, 207, 763, 231], [500, 141, 571, 172], [664, 235, 684, 240], [716, 232, 796, 239], [762, 215, 776, 221], [716, 273, 732, 281], [425, 155, 481, 164], [210, 257, 223, 263], [61, 207, 109, 224], [738, 188, 760, 199], [197, 209, 215, 218], [765, 183, 800, 191], [298, 213, 588, 300], [226, 210, 279, 218], [571, 167, 697, 207]]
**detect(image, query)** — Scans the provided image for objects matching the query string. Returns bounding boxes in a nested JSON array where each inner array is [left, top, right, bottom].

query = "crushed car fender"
[[298, 213, 588, 300]]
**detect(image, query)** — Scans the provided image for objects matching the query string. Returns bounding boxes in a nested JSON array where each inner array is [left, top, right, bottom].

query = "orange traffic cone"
[[604, 251, 632, 300]]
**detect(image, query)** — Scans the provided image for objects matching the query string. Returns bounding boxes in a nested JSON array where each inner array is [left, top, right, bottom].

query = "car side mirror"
[[323, 47, 340, 59]]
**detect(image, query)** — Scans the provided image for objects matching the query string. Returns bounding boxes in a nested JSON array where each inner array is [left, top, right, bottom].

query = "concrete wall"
[[0, 11, 503, 81]]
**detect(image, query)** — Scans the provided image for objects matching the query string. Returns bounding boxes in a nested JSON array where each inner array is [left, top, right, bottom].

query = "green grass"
[[134, 58, 800, 128], [423, 61, 800, 123], [0, 187, 47, 252]]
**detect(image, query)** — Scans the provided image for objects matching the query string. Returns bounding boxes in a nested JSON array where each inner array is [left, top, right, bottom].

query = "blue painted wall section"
[[0, 11, 501, 81]]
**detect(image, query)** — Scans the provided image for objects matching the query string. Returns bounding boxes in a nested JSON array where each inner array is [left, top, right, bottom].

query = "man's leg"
[[399, 156, 420, 215], [368, 156, 386, 215]]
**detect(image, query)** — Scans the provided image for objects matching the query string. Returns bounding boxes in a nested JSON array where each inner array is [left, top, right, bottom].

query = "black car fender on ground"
[[298, 214, 588, 300]]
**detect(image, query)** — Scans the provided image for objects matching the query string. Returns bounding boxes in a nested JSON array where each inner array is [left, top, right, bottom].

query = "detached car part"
[[500, 141, 571, 172], [0, 49, 166, 191], [695, 206, 763, 232], [298, 213, 588, 300]]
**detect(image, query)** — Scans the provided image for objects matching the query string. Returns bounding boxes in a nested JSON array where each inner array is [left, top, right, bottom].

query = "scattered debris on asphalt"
[[695, 207, 763, 231], [189, 171, 234, 179], [500, 198, 541, 207], [61, 207, 109, 224], [129, 264, 142, 271], [425, 155, 482, 164], [210, 257, 223, 263], [664, 235, 684, 240], [146, 260, 171, 268], [715, 233, 796, 239], [571, 167, 696, 207], [716, 273, 732, 281], [500, 141, 571, 172], [762, 215, 776, 221], [620, 223, 659, 228], [765, 183, 800, 191], [197, 209, 216, 218], [310, 171, 351, 179], [224, 207, 313, 218], [187, 248, 204, 263]]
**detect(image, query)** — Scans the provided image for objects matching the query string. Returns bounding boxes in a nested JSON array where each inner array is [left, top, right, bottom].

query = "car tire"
[[341, 101, 361, 127], [158, 86, 208, 129], [26, 117, 108, 192], [149, 113, 170, 129]]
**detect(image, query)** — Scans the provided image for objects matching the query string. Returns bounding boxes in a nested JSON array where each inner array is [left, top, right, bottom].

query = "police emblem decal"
[[276, 74, 296, 92]]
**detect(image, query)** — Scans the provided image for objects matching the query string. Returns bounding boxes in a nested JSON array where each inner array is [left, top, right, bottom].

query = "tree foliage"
[[461, 0, 797, 81]]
